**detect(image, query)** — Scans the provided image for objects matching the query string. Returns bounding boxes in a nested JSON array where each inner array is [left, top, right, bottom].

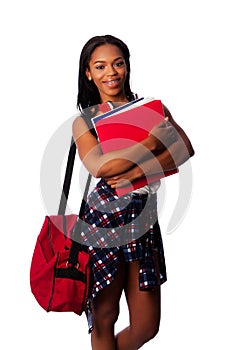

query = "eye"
[[115, 61, 125, 67], [95, 65, 105, 70]]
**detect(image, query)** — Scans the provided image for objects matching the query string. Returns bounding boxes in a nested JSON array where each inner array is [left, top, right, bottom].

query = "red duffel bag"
[[30, 140, 92, 315], [30, 214, 90, 315]]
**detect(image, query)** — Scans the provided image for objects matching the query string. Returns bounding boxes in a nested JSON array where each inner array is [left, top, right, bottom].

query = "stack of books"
[[92, 97, 178, 196]]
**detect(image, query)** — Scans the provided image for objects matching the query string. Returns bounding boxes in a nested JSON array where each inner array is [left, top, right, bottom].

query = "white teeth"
[[106, 80, 118, 85]]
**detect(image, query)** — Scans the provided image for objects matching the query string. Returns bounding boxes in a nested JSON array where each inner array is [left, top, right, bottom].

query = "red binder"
[[94, 99, 178, 196]]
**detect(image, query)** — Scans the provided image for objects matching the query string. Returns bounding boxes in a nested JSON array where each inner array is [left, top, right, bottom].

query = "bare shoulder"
[[72, 114, 99, 159], [163, 103, 195, 155], [72, 115, 91, 141], [73, 115, 88, 133], [162, 103, 179, 127], [162, 103, 173, 119], [162, 103, 186, 135]]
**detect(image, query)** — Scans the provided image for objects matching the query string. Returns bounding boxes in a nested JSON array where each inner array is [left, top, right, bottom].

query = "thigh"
[[124, 260, 161, 330], [92, 251, 126, 317]]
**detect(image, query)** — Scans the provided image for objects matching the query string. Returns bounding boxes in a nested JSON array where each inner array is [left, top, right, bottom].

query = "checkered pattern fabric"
[[77, 178, 167, 301]]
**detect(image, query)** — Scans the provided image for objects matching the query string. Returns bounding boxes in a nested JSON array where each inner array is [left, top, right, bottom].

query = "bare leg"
[[116, 260, 161, 350], [91, 254, 126, 350]]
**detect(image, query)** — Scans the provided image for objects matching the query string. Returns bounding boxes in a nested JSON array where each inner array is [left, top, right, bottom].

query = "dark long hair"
[[77, 35, 134, 112]]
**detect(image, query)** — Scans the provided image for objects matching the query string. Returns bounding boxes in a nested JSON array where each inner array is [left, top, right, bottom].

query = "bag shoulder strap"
[[57, 113, 96, 266], [58, 113, 96, 215]]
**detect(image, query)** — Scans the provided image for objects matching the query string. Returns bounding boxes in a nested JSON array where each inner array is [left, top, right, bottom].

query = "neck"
[[101, 92, 129, 104]]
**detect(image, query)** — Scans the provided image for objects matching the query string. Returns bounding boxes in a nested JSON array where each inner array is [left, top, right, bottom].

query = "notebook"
[[93, 98, 178, 196]]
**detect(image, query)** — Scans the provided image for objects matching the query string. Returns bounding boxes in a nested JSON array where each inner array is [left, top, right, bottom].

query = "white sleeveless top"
[[132, 180, 161, 195]]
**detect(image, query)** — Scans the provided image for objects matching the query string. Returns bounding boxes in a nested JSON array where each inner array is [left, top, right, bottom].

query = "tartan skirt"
[[78, 178, 167, 332]]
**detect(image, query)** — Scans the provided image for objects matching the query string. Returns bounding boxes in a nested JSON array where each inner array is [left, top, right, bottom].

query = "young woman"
[[73, 35, 194, 350]]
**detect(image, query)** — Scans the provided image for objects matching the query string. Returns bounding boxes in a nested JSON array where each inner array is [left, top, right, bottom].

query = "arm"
[[72, 116, 172, 178], [106, 108, 195, 188], [162, 104, 194, 157], [105, 140, 191, 188], [135, 105, 194, 173]]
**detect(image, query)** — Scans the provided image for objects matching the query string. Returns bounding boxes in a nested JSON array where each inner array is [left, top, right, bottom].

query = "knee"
[[143, 323, 160, 342], [93, 304, 119, 333], [133, 322, 160, 347]]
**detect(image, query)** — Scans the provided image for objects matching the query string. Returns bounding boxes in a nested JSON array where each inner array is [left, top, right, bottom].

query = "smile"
[[103, 79, 120, 87]]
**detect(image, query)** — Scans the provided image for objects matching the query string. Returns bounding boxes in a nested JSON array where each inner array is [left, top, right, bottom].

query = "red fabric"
[[98, 102, 111, 113], [30, 214, 90, 315]]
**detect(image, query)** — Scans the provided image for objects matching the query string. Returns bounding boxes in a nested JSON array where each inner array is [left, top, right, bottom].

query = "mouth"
[[103, 79, 121, 88]]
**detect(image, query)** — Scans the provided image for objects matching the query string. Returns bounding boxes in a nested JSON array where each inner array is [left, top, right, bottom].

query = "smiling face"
[[86, 44, 128, 103]]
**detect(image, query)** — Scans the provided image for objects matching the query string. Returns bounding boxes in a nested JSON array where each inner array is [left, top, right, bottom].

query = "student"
[[72, 34, 194, 350]]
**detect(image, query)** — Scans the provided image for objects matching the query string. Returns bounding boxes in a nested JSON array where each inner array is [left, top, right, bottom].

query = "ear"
[[85, 69, 92, 81]]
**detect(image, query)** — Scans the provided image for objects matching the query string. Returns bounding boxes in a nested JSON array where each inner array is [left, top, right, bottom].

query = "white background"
[[1, 0, 232, 349]]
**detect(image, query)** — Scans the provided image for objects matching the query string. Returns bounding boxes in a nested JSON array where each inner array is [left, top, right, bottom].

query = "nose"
[[106, 65, 117, 76]]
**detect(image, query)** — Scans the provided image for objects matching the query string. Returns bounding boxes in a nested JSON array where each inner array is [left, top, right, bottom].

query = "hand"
[[105, 167, 142, 189], [148, 117, 178, 152]]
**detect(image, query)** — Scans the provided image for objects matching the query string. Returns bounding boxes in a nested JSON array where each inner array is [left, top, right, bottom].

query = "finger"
[[112, 180, 129, 188], [158, 120, 167, 128], [106, 179, 116, 185]]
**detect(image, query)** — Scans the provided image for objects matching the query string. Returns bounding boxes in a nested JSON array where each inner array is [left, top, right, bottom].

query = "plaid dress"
[[77, 178, 167, 333]]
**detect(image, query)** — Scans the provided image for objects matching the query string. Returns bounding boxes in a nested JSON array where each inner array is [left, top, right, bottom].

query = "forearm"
[[73, 114, 181, 178], [73, 116, 157, 178], [94, 136, 156, 178], [133, 139, 193, 178], [104, 110, 195, 188]]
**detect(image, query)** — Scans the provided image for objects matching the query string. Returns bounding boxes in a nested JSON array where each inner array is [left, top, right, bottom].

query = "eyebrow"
[[93, 56, 124, 64]]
